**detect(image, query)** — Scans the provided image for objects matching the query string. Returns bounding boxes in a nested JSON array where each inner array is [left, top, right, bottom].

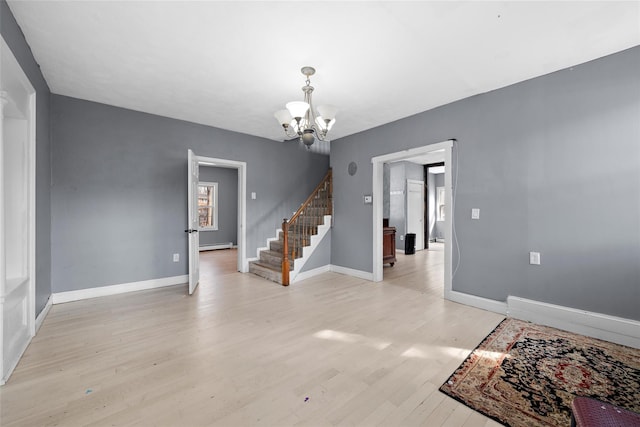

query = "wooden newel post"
[[281, 218, 290, 286]]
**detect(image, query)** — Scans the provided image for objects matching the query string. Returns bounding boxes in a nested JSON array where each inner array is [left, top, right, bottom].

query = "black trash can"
[[405, 233, 416, 255]]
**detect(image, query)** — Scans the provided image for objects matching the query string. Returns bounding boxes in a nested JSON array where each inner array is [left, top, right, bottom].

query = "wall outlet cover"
[[471, 208, 480, 219], [529, 251, 541, 265], [173, 253, 179, 262], [363, 195, 373, 204]]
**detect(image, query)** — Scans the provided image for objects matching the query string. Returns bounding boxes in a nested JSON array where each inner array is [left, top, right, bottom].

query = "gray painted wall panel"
[[51, 95, 329, 292], [299, 232, 331, 273], [1, 0, 52, 315], [388, 162, 405, 248], [331, 46, 640, 321], [198, 166, 237, 247]]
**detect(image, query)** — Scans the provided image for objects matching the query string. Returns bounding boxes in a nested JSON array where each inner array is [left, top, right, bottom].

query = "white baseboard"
[[293, 265, 331, 283], [507, 296, 640, 349], [52, 275, 188, 305], [329, 265, 374, 281], [396, 248, 405, 254], [445, 290, 508, 315], [35, 297, 53, 333]]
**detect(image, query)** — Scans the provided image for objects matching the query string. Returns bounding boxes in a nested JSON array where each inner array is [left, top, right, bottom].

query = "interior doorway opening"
[[197, 164, 239, 282], [186, 151, 247, 296], [372, 140, 454, 300], [424, 162, 446, 249]]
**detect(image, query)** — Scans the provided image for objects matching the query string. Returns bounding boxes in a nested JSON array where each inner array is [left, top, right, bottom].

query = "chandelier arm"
[[283, 126, 298, 138]]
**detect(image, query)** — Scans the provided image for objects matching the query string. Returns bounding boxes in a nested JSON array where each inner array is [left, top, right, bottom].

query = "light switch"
[[471, 208, 480, 219], [251, 192, 256, 200]]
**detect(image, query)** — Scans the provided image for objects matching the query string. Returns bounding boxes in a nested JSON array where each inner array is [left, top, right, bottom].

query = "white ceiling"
[[7, 1, 640, 144]]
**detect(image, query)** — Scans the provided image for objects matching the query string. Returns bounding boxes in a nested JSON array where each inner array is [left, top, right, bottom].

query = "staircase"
[[249, 170, 332, 285]]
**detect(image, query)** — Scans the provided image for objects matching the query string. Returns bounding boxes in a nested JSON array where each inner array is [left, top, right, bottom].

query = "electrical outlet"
[[529, 252, 540, 265], [471, 208, 480, 219], [173, 253, 179, 262], [400, 235, 404, 240]]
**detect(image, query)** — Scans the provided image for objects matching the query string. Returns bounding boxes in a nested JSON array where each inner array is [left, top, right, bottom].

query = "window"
[[437, 186, 445, 221], [198, 182, 218, 230]]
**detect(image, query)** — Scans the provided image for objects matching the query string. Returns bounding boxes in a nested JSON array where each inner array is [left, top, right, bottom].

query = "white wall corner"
[[51, 275, 188, 305], [35, 297, 53, 333], [507, 296, 640, 349]]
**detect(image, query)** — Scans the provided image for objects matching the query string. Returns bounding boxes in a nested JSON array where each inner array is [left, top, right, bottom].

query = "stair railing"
[[281, 169, 332, 286]]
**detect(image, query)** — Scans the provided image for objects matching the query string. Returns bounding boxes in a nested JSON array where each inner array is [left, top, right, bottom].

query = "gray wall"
[[198, 166, 237, 247], [331, 46, 640, 321], [51, 95, 329, 292], [388, 163, 405, 248], [299, 232, 331, 273], [388, 161, 423, 249], [1, 0, 52, 315], [382, 163, 390, 219]]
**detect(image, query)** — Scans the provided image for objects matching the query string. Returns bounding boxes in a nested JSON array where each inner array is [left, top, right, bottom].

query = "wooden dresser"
[[383, 225, 396, 267]]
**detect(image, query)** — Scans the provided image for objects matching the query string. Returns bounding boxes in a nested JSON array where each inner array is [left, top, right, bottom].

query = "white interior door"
[[1, 36, 36, 386], [187, 149, 200, 295], [406, 179, 424, 251]]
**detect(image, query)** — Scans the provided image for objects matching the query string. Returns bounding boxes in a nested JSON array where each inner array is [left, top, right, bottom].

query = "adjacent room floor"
[[0, 248, 505, 426]]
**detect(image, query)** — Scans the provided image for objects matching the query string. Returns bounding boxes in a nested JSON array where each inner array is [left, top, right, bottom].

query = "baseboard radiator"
[[199, 242, 234, 251]]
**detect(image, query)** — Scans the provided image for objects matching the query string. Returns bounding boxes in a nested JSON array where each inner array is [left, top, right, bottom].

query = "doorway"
[[1, 36, 37, 385], [424, 162, 445, 248], [197, 165, 239, 280], [372, 140, 454, 300], [186, 151, 247, 295]]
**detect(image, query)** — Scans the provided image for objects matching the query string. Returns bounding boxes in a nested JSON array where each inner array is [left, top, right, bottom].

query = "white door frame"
[[194, 155, 248, 273], [1, 35, 37, 385], [371, 140, 453, 299]]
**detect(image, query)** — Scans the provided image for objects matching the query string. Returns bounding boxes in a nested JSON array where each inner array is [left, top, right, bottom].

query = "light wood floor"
[[0, 248, 505, 426]]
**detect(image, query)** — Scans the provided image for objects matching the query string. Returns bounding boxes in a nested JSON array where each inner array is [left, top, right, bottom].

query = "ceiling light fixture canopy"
[[274, 66, 337, 148]]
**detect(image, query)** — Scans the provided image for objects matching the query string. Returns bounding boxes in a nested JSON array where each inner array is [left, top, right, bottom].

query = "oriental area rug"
[[439, 318, 640, 427]]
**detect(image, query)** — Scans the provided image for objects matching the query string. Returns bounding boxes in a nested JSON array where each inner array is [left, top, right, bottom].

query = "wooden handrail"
[[281, 168, 332, 286]]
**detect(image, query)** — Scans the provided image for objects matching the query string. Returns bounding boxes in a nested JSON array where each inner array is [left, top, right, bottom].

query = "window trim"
[[198, 181, 219, 231]]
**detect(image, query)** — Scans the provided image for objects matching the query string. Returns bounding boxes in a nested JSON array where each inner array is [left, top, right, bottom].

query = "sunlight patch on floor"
[[313, 329, 391, 350], [401, 344, 473, 359]]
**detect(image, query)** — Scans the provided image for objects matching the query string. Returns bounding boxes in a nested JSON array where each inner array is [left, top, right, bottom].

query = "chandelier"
[[274, 66, 337, 148]]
